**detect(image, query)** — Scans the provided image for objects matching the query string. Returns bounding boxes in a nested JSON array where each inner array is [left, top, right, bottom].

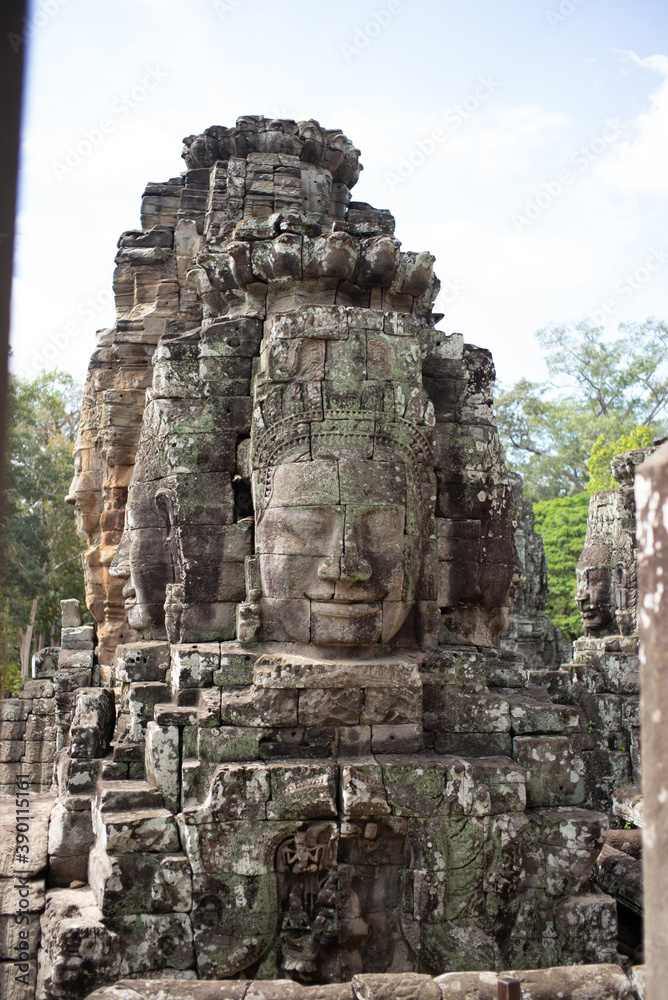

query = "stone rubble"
[[80, 963, 639, 999]]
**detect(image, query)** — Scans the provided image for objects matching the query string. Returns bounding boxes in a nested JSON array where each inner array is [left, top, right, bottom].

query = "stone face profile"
[[574, 447, 653, 640], [31, 118, 621, 998]]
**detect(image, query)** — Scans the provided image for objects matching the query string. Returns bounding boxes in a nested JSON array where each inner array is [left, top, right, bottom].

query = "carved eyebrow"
[[274, 507, 342, 534], [351, 507, 405, 527]]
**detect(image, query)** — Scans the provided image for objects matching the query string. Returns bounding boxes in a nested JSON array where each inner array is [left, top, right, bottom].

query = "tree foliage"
[[496, 319, 668, 500], [497, 318, 668, 643], [0, 371, 86, 694], [533, 492, 590, 641], [586, 425, 655, 492], [495, 381, 597, 499]]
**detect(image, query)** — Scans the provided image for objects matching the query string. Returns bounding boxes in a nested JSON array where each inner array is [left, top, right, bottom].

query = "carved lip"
[[310, 600, 381, 618]]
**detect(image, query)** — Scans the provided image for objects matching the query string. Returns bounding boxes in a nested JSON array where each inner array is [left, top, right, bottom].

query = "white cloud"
[[436, 105, 572, 183], [596, 51, 668, 195]]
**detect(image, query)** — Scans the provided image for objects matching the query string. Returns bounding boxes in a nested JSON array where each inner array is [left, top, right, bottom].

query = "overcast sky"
[[10, 0, 668, 390]]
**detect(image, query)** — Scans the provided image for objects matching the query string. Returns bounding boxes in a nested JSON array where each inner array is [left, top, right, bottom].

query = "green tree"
[[494, 380, 600, 499], [496, 318, 668, 500], [539, 318, 668, 424], [533, 492, 590, 640], [586, 425, 655, 492], [0, 371, 86, 693]]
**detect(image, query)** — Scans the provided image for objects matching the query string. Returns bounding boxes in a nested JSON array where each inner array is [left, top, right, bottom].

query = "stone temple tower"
[[40, 118, 617, 998]]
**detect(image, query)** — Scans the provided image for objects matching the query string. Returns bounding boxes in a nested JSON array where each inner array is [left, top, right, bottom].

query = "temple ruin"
[[0, 117, 652, 1000]]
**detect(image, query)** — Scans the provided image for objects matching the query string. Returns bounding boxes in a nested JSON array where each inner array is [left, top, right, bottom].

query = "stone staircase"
[[37, 642, 200, 998]]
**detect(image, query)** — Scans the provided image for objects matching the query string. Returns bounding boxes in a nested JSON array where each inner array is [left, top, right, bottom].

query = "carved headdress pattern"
[[248, 305, 435, 519]]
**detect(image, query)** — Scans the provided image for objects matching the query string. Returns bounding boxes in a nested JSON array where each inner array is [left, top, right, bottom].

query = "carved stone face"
[[576, 544, 614, 635], [123, 487, 177, 637], [66, 450, 103, 538], [255, 457, 423, 646]]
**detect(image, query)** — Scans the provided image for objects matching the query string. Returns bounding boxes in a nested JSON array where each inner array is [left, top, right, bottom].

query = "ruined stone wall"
[[68, 119, 368, 668], [530, 447, 656, 814], [500, 475, 565, 668], [68, 195, 202, 669], [36, 636, 616, 996], [0, 601, 96, 798]]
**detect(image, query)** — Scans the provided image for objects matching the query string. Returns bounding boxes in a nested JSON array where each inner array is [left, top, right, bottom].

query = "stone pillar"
[[635, 439, 668, 999]]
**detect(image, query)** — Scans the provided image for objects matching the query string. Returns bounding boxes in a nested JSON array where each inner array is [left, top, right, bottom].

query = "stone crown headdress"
[[248, 304, 435, 516], [249, 306, 434, 462]]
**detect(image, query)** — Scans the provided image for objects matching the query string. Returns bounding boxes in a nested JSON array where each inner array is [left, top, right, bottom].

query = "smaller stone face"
[[576, 545, 614, 636], [573, 450, 657, 640]]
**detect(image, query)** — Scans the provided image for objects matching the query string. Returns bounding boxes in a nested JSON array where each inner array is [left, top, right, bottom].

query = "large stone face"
[[33, 118, 620, 999], [68, 116, 519, 665]]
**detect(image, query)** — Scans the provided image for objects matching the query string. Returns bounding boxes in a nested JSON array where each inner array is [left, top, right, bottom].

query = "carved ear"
[[154, 488, 176, 540], [154, 487, 184, 585]]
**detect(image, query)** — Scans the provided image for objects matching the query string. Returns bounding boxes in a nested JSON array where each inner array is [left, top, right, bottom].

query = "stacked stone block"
[[500, 475, 566, 667], [69, 117, 520, 670], [48, 686, 115, 889], [0, 600, 95, 800], [36, 637, 618, 997], [0, 795, 53, 1000], [529, 448, 654, 815], [69, 119, 368, 669], [0, 690, 53, 796]]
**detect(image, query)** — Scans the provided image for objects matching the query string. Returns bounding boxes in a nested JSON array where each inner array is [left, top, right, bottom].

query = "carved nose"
[[317, 553, 372, 583], [316, 514, 372, 583], [340, 518, 372, 582], [317, 558, 341, 581], [339, 552, 372, 582], [65, 476, 78, 505]]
